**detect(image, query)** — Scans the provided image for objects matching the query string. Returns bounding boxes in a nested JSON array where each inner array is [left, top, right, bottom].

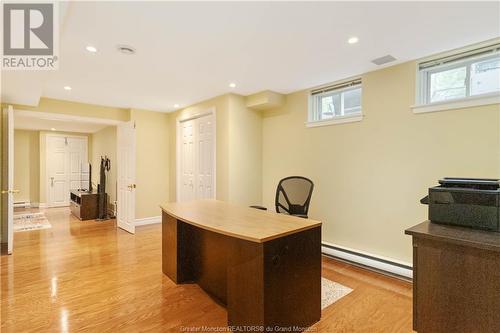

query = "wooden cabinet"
[[70, 190, 99, 221], [406, 221, 500, 333]]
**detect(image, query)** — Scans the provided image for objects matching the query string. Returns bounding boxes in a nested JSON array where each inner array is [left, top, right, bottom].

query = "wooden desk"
[[161, 200, 322, 331], [406, 221, 500, 333]]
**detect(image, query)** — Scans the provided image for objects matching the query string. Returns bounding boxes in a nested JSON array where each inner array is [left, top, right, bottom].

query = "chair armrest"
[[249, 205, 268, 211]]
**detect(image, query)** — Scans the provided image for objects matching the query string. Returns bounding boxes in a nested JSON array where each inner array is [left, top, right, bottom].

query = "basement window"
[[413, 43, 500, 113], [307, 79, 363, 127]]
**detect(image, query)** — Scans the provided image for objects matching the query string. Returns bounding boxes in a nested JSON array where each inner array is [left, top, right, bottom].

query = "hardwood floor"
[[1, 207, 413, 332]]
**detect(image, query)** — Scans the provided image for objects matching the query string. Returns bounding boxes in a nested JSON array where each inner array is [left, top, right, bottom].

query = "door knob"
[[127, 184, 136, 190], [1, 189, 20, 194]]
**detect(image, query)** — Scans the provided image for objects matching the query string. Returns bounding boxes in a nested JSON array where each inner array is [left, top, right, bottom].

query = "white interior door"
[[48, 136, 68, 206], [180, 120, 195, 202], [177, 112, 215, 202], [196, 114, 215, 199], [2, 106, 15, 254], [117, 121, 136, 234], [68, 137, 88, 190], [47, 135, 88, 207]]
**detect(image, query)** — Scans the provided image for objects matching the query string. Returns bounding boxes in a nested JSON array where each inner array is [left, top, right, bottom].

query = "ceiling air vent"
[[371, 55, 397, 65], [117, 45, 136, 55]]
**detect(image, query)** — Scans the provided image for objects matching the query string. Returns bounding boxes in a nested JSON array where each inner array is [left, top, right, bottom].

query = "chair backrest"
[[275, 176, 314, 216]]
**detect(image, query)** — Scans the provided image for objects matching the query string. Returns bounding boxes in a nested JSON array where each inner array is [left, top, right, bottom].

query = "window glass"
[[429, 66, 467, 103], [310, 83, 362, 123], [419, 49, 500, 105], [470, 58, 500, 96], [343, 88, 362, 114]]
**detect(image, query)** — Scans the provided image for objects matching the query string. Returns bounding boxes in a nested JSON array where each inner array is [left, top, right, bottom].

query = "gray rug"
[[322, 277, 353, 309], [13, 212, 51, 232]]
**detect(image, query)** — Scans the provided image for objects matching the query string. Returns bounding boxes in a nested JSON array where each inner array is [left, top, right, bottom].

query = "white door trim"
[[45, 133, 88, 208], [176, 107, 216, 202]]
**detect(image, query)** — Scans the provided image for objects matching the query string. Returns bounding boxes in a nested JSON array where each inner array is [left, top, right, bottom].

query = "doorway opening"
[[2, 107, 136, 254]]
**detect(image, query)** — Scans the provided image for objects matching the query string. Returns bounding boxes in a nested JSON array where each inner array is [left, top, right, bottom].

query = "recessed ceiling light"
[[51, 128, 56, 131], [229, 83, 236, 88], [86, 45, 97, 53], [64, 86, 72, 91], [347, 37, 359, 44], [174, 104, 180, 108], [117, 44, 136, 55]]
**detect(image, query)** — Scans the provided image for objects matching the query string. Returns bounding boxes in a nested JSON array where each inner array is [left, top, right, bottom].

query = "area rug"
[[322, 277, 353, 310], [13, 212, 51, 232]]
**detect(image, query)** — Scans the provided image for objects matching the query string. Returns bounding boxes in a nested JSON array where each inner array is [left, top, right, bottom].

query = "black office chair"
[[251, 176, 314, 218]]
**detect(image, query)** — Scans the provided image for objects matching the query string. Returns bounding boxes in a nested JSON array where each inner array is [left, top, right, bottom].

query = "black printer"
[[420, 177, 500, 232]]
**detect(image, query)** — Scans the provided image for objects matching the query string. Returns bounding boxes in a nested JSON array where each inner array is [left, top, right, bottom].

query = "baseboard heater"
[[321, 242, 413, 280], [14, 201, 31, 208]]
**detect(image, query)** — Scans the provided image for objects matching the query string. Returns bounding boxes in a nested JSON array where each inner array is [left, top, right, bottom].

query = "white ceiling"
[[2, 1, 499, 112]]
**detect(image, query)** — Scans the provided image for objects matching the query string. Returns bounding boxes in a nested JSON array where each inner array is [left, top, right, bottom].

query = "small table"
[[405, 221, 500, 333], [70, 189, 99, 220]]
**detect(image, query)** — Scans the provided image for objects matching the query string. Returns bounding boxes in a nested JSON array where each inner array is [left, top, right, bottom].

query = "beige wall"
[[13, 130, 39, 204], [227, 94, 262, 206], [91, 126, 117, 204], [262, 61, 500, 263], [168, 94, 263, 206], [131, 109, 170, 219]]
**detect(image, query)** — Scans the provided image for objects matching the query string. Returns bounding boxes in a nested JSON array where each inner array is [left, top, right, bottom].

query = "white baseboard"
[[135, 216, 161, 226], [322, 241, 413, 279], [38, 203, 69, 209]]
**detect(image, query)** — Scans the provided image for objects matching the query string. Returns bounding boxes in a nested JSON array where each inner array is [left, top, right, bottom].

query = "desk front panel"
[[162, 211, 321, 330]]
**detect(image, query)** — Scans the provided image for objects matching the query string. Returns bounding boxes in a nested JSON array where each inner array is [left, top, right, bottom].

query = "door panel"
[[197, 115, 215, 199], [48, 137, 68, 206], [68, 137, 87, 190], [47, 136, 87, 207], [117, 121, 136, 234], [2, 106, 14, 254], [178, 112, 215, 202], [181, 120, 195, 202]]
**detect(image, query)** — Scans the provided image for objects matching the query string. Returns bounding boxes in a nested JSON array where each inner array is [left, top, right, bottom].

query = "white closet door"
[[47, 135, 88, 207], [68, 137, 88, 190], [48, 136, 69, 207], [180, 120, 196, 202], [178, 112, 215, 202], [196, 114, 215, 199]]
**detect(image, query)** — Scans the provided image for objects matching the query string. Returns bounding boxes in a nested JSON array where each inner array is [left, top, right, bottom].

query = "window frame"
[[308, 82, 363, 127], [415, 49, 500, 112]]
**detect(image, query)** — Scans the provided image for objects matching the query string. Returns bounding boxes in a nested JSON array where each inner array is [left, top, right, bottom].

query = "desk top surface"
[[405, 221, 500, 252], [161, 200, 321, 243]]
